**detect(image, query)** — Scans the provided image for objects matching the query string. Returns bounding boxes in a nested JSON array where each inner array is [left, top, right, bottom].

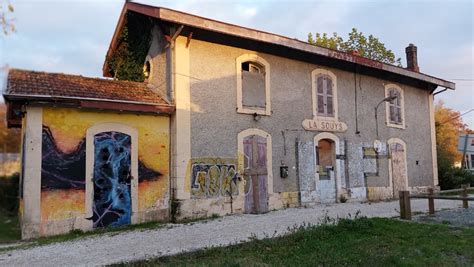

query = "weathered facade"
[[4, 2, 455, 238]]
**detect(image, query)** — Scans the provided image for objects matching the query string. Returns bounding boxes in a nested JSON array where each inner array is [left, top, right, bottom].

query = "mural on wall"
[[189, 158, 239, 198], [92, 131, 132, 228], [40, 107, 170, 225], [42, 126, 86, 190]]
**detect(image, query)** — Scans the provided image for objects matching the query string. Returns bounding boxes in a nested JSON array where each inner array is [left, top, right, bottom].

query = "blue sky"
[[0, 0, 472, 127]]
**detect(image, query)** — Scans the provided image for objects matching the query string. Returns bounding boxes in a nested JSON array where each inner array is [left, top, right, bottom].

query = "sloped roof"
[[5, 68, 169, 105], [104, 2, 455, 91]]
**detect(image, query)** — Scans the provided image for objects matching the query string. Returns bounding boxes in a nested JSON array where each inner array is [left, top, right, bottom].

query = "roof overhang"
[[103, 2, 455, 91], [4, 94, 175, 128]]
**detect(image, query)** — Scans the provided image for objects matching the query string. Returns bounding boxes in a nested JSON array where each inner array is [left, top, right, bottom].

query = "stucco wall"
[[185, 38, 434, 199]]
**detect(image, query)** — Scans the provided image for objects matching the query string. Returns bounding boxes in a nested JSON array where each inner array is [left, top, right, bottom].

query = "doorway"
[[243, 134, 269, 214], [389, 139, 408, 199], [92, 131, 132, 228], [316, 138, 337, 203]]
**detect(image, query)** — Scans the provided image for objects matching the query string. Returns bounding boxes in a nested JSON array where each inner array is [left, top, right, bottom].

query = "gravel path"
[[0, 199, 465, 266], [415, 207, 474, 227]]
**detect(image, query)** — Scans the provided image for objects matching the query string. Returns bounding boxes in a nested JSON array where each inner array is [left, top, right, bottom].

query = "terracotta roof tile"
[[4, 69, 169, 106]]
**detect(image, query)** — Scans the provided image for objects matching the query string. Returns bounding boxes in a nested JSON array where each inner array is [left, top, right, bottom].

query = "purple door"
[[243, 135, 268, 214]]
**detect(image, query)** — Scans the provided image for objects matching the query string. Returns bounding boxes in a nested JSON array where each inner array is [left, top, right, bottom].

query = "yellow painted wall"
[[41, 107, 170, 223]]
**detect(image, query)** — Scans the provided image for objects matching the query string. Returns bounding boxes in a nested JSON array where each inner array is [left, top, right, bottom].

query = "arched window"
[[236, 54, 271, 115], [385, 84, 405, 128], [312, 69, 338, 120]]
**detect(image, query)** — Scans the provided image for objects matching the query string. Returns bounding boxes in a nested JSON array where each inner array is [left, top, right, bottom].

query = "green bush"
[[0, 173, 19, 215], [438, 166, 473, 190]]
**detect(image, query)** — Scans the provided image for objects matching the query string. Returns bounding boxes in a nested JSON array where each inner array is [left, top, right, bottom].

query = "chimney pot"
[[406, 44, 419, 72]]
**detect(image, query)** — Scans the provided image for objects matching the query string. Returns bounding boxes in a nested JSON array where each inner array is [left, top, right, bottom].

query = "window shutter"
[[317, 76, 325, 114], [326, 77, 333, 116]]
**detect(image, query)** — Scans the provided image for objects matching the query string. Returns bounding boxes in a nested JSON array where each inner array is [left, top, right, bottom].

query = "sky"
[[0, 0, 473, 127]]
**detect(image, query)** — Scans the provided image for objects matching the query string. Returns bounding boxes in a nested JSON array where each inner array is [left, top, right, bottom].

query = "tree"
[[435, 100, 473, 189], [308, 28, 402, 66], [0, 1, 15, 35], [0, 104, 21, 153]]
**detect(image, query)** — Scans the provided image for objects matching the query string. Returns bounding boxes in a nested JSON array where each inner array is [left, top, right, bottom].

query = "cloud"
[[238, 6, 258, 19]]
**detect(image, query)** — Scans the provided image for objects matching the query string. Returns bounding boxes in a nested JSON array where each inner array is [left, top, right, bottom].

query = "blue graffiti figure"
[[92, 131, 132, 228]]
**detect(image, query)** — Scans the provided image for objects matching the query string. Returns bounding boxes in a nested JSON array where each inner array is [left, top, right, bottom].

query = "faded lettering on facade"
[[302, 119, 348, 132]]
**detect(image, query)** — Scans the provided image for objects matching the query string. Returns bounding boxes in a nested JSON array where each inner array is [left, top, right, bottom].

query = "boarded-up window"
[[316, 74, 334, 117], [388, 88, 402, 124], [242, 62, 266, 108]]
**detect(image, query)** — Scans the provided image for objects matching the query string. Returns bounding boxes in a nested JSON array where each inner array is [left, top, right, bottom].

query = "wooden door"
[[92, 131, 132, 228], [390, 142, 407, 198], [243, 135, 268, 214]]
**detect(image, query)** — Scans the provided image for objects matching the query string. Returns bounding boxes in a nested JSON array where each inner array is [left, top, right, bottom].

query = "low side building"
[[4, 70, 174, 238]]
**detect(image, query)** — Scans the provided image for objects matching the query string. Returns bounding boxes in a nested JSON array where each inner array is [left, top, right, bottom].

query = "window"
[[312, 69, 338, 120], [471, 154, 474, 169], [316, 75, 334, 117], [385, 84, 405, 129], [143, 55, 152, 80], [242, 62, 265, 108], [143, 60, 151, 79], [236, 54, 271, 115], [388, 89, 402, 124]]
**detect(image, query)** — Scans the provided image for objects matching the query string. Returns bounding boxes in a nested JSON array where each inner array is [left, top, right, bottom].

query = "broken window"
[[316, 74, 334, 117], [388, 88, 403, 125], [241, 61, 266, 109]]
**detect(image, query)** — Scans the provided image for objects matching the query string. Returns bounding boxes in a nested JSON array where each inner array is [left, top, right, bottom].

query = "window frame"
[[311, 69, 338, 121], [236, 54, 271, 116], [384, 84, 406, 129]]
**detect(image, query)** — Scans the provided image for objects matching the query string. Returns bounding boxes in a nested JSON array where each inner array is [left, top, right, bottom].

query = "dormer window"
[[236, 54, 271, 115]]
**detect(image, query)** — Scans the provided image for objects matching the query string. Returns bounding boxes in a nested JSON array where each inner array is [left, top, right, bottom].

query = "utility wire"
[[440, 109, 474, 124]]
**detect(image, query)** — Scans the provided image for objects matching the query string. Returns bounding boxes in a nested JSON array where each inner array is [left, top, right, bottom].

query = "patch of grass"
[[122, 218, 474, 266], [0, 218, 165, 253], [0, 212, 20, 243], [35, 220, 165, 247]]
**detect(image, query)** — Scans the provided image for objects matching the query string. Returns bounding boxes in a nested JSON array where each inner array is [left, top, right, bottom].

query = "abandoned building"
[[3, 2, 455, 239]]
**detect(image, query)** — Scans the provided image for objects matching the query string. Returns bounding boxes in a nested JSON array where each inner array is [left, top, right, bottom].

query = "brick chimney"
[[405, 43, 419, 72]]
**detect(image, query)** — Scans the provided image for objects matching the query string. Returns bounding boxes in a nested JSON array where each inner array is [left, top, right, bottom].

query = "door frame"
[[314, 132, 341, 202], [85, 123, 139, 228], [237, 128, 273, 200], [388, 138, 408, 197]]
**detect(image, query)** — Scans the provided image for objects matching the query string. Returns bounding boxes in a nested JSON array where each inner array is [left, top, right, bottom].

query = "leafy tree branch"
[[308, 28, 402, 66]]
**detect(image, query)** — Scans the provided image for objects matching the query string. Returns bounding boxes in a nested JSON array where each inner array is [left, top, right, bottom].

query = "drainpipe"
[[433, 88, 448, 96]]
